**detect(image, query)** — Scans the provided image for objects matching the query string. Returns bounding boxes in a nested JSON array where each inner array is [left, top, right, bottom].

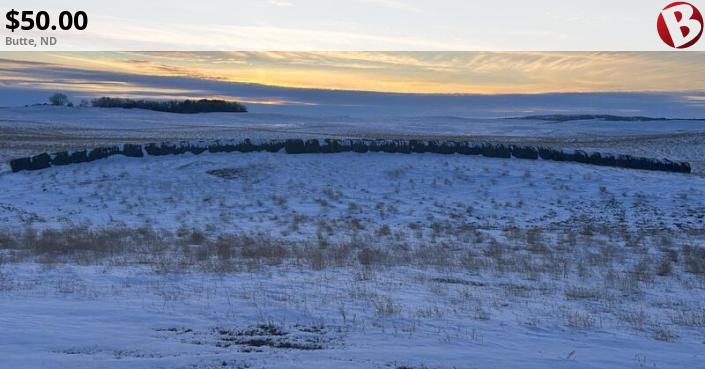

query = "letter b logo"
[[658, 2, 704, 48]]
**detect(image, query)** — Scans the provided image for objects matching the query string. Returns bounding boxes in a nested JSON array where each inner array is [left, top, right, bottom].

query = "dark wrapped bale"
[[326, 138, 345, 153], [630, 157, 647, 170], [273, 140, 286, 152], [304, 139, 321, 153], [29, 153, 51, 170], [251, 140, 265, 152], [527, 146, 540, 159], [340, 139, 353, 152], [437, 141, 457, 155], [457, 142, 481, 156], [189, 146, 207, 155], [10, 157, 32, 172], [614, 154, 627, 168], [599, 153, 616, 167], [537, 147, 552, 160], [144, 143, 157, 156], [262, 140, 285, 152], [408, 140, 423, 153], [185, 143, 206, 155], [569, 150, 589, 164], [166, 143, 179, 155], [322, 139, 344, 153], [319, 139, 332, 153], [677, 161, 692, 173], [207, 143, 224, 153], [69, 150, 89, 163], [652, 159, 664, 172], [562, 150, 578, 162], [122, 144, 144, 157], [382, 140, 392, 152], [660, 159, 688, 173], [636, 157, 652, 171], [155, 143, 174, 155], [425, 141, 441, 154], [156, 143, 172, 155], [625, 157, 640, 170], [221, 143, 238, 153], [470, 143, 482, 155], [553, 149, 568, 162], [511, 145, 539, 160], [285, 139, 306, 154], [366, 140, 382, 153], [652, 159, 666, 171], [145, 143, 164, 156], [170, 143, 185, 155], [656, 159, 687, 173], [51, 151, 71, 166], [151, 143, 178, 155], [498, 144, 512, 158], [381, 140, 401, 153], [482, 144, 511, 158], [647, 158, 660, 171], [480, 144, 494, 157], [396, 140, 412, 154], [351, 139, 369, 153], [538, 147, 567, 162], [586, 152, 606, 166], [209, 140, 242, 153], [638, 158, 658, 170], [378, 140, 398, 153], [171, 143, 189, 155], [615, 155, 633, 169], [88, 146, 120, 162], [236, 139, 255, 153], [663, 161, 675, 172]]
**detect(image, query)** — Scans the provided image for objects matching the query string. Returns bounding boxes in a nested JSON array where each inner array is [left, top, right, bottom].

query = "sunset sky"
[[2, 52, 704, 96]]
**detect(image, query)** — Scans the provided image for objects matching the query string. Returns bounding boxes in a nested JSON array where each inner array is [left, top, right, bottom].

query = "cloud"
[[2, 54, 705, 118], [2, 52, 704, 98], [358, 0, 421, 13], [268, 0, 293, 6]]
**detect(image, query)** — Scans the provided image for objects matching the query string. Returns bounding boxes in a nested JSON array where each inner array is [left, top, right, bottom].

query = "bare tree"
[[49, 93, 69, 106]]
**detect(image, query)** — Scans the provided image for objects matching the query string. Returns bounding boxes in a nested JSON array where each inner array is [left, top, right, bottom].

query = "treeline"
[[9, 139, 692, 174], [91, 97, 247, 114]]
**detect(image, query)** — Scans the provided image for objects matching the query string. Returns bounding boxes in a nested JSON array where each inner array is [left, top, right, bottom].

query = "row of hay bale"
[[10, 144, 143, 172], [9, 139, 691, 174]]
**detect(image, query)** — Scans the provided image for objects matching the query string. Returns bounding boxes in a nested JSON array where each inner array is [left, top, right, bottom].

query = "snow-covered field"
[[2, 106, 705, 174], [2, 152, 705, 232], [1, 151, 705, 369]]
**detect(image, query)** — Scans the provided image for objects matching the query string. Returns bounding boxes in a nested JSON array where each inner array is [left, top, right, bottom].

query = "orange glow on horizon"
[[2, 51, 704, 95]]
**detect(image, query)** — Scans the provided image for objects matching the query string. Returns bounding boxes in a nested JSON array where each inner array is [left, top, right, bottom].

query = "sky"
[[1, 51, 705, 117], [2, 51, 705, 95]]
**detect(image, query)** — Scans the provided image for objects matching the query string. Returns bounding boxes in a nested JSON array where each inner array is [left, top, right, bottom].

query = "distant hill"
[[512, 114, 705, 122], [91, 97, 247, 114]]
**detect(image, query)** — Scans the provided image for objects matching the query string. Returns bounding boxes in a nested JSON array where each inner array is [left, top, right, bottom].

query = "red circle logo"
[[658, 2, 704, 48]]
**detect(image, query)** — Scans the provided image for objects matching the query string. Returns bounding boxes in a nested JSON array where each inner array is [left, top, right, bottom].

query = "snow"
[[1, 151, 705, 369], [1, 261, 705, 369], [1, 151, 703, 233], [3, 106, 705, 174], [2, 106, 705, 138], [1, 262, 704, 369], [2, 105, 705, 368]]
